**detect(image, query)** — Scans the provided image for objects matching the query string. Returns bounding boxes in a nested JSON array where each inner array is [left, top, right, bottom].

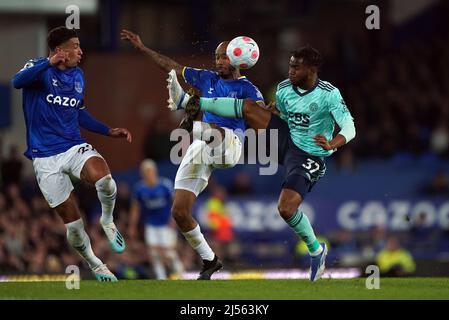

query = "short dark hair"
[[291, 45, 322, 68], [47, 26, 78, 51]]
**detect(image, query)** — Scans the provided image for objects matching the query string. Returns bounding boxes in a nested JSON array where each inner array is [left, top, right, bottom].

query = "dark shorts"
[[267, 114, 326, 198]]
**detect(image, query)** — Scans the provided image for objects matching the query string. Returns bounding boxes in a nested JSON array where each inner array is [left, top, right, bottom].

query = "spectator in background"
[[430, 120, 449, 157], [0, 191, 6, 214], [5, 183, 29, 217], [336, 148, 357, 174], [45, 255, 63, 274], [423, 170, 449, 196], [409, 212, 439, 254], [204, 186, 234, 263], [376, 236, 416, 277], [438, 220, 449, 254], [369, 225, 388, 254], [0, 137, 3, 187], [0, 145, 23, 189], [0, 236, 6, 272]]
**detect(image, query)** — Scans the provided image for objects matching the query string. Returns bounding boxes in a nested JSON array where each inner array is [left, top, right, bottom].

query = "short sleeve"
[[275, 90, 288, 122], [182, 67, 217, 91], [244, 84, 264, 103]]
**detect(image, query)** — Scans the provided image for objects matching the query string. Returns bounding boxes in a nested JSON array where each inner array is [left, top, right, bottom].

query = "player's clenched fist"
[[49, 51, 69, 66], [108, 127, 132, 143]]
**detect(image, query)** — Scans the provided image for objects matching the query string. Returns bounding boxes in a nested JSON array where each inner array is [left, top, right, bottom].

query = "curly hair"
[[291, 45, 322, 68]]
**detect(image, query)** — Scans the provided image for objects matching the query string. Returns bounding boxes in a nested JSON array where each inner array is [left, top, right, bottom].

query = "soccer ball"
[[226, 36, 260, 69]]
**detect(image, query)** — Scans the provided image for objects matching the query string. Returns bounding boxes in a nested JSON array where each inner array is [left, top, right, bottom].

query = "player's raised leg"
[[171, 188, 222, 280], [55, 194, 117, 282], [278, 188, 327, 281], [167, 70, 271, 131], [81, 156, 126, 253], [198, 97, 271, 130]]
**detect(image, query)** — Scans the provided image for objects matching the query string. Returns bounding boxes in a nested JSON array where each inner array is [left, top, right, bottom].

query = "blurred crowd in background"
[[1, 0, 449, 278], [133, 1, 449, 166], [1, 143, 449, 278]]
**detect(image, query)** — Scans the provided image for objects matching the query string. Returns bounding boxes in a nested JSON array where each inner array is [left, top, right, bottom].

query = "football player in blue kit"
[[129, 159, 184, 279], [121, 29, 264, 279], [12, 27, 132, 281]]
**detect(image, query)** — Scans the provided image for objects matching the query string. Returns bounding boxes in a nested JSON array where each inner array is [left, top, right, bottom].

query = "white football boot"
[[166, 69, 190, 110]]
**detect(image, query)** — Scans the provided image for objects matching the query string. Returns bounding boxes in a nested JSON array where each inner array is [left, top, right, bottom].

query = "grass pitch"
[[1, 278, 449, 300]]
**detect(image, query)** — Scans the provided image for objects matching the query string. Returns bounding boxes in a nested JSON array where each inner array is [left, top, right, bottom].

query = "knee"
[[95, 174, 116, 196], [55, 196, 82, 223], [171, 203, 189, 223], [278, 200, 300, 221]]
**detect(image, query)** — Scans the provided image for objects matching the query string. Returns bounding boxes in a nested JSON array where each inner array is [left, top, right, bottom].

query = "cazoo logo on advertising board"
[[197, 199, 449, 232]]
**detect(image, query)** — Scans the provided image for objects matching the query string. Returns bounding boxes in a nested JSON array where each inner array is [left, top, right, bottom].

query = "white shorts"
[[32, 143, 103, 208], [144, 225, 178, 248], [174, 128, 242, 196]]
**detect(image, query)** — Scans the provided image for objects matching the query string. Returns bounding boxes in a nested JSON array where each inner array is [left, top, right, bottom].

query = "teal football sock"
[[286, 210, 321, 255], [200, 97, 244, 118]]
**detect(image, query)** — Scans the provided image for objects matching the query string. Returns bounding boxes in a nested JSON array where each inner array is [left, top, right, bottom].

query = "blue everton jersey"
[[12, 57, 86, 159], [132, 178, 173, 226], [182, 67, 264, 135]]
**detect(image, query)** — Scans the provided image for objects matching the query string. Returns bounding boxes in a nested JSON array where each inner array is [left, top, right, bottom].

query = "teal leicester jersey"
[[276, 78, 354, 158]]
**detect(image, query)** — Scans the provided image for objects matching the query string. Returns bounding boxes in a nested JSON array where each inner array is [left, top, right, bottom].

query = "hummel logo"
[[208, 87, 214, 94], [52, 78, 58, 87]]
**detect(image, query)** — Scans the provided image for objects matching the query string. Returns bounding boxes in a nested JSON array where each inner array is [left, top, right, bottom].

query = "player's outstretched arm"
[[78, 108, 132, 142], [120, 29, 184, 75]]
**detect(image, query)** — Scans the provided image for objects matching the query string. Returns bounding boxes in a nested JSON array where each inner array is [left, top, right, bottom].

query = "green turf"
[[1, 278, 449, 300]]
